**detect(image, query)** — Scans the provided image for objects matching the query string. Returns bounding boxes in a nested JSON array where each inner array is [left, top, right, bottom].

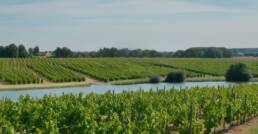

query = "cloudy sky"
[[0, 0, 258, 51]]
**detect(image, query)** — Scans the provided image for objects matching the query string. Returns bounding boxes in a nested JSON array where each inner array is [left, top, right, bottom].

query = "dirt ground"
[[225, 117, 258, 134]]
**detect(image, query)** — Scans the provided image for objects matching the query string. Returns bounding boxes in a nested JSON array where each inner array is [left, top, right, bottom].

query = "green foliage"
[[0, 85, 258, 133], [95, 47, 167, 57], [33, 46, 40, 56], [226, 63, 252, 82], [148, 74, 160, 83], [0, 59, 41, 84], [57, 58, 175, 81], [53, 47, 73, 57], [18, 45, 29, 58], [144, 58, 258, 77], [174, 47, 233, 58], [165, 71, 185, 83], [28, 59, 85, 82], [0, 58, 257, 84], [0, 44, 32, 58]]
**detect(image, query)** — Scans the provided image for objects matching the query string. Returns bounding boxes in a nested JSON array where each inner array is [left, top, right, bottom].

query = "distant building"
[[39, 51, 53, 57]]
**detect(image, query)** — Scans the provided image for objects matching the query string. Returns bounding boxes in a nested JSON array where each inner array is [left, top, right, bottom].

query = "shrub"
[[149, 74, 160, 83], [165, 71, 185, 83], [225, 63, 252, 82]]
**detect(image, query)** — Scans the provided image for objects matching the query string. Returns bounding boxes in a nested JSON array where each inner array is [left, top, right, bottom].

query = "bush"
[[165, 71, 185, 83], [225, 63, 252, 82], [149, 74, 160, 83]]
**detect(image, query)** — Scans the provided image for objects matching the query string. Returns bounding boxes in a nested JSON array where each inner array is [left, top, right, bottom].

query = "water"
[[0, 81, 245, 100]]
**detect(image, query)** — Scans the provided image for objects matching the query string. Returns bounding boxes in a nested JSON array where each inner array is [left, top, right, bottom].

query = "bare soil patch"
[[225, 117, 258, 134]]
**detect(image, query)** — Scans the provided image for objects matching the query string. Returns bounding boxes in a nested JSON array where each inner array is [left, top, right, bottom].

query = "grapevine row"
[[0, 84, 258, 133]]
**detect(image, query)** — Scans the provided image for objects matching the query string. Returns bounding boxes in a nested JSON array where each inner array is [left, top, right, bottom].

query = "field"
[[0, 59, 41, 84], [141, 58, 258, 76], [0, 58, 257, 85], [0, 84, 258, 133], [27, 59, 85, 82]]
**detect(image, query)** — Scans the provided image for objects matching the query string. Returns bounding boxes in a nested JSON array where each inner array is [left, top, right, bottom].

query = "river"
[[1, 81, 249, 100]]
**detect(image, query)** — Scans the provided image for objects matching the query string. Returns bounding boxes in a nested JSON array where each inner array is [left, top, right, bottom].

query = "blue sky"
[[0, 0, 258, 51]]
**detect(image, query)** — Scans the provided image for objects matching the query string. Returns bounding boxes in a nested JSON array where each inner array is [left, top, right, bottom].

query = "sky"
[[0, 0, 258, 51]]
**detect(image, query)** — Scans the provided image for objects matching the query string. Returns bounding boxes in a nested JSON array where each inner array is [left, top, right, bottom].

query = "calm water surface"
[[0, 81, 251, 100]]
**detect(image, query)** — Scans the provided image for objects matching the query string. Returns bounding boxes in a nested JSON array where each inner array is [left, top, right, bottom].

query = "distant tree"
[[174, 50, 185, 57], [225, 63, 252, 82], [0, 46, 4, 57], [93, 47, 171, 57], [54, 47, 62, 57], [118, 48, 130, 57], [53, 47, 73, 57], [62, 47, 73, 57], [18, 44, 28, 57], [28, 48, 34, 56], [221, 48, 233, 57], [149, 74, 160, 83], [33, 46, 40, 56], [97, 47, 120, 57], [165, 71, 185, 83], [204, 48, 223, 58], [5, 44, 18, 57], [0, 44, 39, 57], [174, 47, 232, 58], [129, 49, 143, 57]]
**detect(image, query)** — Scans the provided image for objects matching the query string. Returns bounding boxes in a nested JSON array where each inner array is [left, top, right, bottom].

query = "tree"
[[62, 47, 73, 57], [204, 48, 223, 58], [225, 63, 252, 82], [18, 45, 28, 57], [148, 74, 160, 83], [28, 48, 33, 56], [165, 71, 185, 83], [33, 46, 40, 56], [53, 47, 73, 57], [174, 47, 232, 58], [5, 44, 18, 57], [0, 46, 4, 57]]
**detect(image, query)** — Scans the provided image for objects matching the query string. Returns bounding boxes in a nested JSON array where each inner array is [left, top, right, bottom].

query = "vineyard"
[[0, 59, 41, 84], [142, 58, 258, 77], [27, 59, 85, 82], [0, 84, 258, 133], [56, 58, 201, 81], [0, 58, 257, 85]]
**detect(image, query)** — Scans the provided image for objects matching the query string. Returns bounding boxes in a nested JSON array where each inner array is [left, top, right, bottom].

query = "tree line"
[[0, 44, 234, 58], [0, 44, 39, 57], [173, 47, 233, 58], [72, 47, 233, 58], [77, 48, 174, 57]]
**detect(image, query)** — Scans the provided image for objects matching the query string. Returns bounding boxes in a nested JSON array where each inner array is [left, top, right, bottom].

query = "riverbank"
[[0, 76, 256, 90], [0, 76, 102, 90], [0, 81, 91, 90], [111, 76, 226, 85]]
